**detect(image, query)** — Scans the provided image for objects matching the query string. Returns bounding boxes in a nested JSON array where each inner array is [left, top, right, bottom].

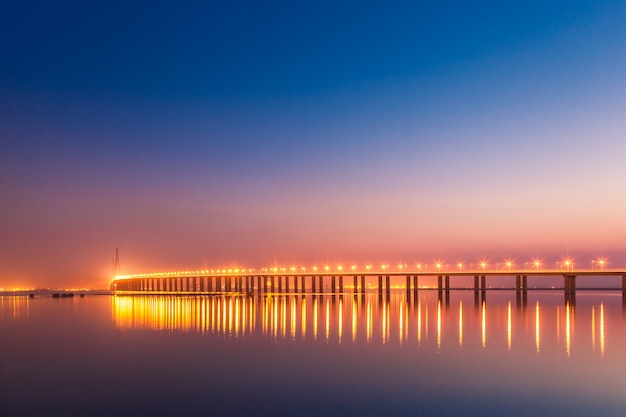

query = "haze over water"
[[2, 291, 625, 416]]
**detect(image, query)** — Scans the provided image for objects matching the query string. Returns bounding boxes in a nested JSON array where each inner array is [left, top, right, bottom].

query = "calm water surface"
[[2, 291, 626, 416]]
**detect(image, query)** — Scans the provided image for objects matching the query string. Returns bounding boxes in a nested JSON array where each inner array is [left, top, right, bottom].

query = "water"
[[2, 291, 625, 416]]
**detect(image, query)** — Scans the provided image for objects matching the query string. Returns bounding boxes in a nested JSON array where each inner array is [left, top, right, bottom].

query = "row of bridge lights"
[[127, 258, 608, 278], [256, 258, 608, 274]]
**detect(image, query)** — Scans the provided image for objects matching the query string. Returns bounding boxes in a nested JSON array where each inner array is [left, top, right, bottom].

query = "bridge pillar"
[[406, 275, 411, 292], [523, 275, 528, 292], [413, 275, 418, 293], [378, 276, 383, 294], [474, 275, 479, 291], [445, 275, 450, 292], [386, 275, 390, 294], [361, 276, 365, 293], [622, 275, 626, 296], [331, 276, 336, 293], [319, 276, 324, 293], [515, 275, 521, 293], [339, 275, 344, 293], [438, 275, 443, 291], [301, 276, 306, 293], [270, 276, 275, 293], [481, 275, 486, 292], [564, 275, 576, 295], [293, 276, 298, 293], [277, 276, 282, 293], [353, 276, 358, 293]]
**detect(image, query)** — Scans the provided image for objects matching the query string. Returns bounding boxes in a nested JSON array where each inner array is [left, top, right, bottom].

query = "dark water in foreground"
[[1, 291, 626, 416]]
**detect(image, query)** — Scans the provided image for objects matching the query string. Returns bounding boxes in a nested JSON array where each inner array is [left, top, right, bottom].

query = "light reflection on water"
[[3, 291, 626, 417], [111, 291, 616, 357]]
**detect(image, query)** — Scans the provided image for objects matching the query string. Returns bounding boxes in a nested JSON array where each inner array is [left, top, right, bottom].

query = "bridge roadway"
[[111, 270, 626, 297]]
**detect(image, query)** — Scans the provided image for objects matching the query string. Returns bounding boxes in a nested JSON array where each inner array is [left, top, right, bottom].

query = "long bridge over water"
[[111, 269, 626, 298]]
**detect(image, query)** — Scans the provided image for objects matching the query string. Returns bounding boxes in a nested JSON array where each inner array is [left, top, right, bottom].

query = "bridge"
[[110, 269, 626, 298]]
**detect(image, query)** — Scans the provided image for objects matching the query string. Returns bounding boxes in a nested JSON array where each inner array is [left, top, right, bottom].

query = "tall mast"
[[113, 247, 120, 276]]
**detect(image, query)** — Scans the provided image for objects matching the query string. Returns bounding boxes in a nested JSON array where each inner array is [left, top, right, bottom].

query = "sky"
[[2, 0, 626, 289]]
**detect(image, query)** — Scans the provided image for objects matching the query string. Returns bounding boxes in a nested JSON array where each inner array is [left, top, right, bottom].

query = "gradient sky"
[[2, 1, 626, 288]]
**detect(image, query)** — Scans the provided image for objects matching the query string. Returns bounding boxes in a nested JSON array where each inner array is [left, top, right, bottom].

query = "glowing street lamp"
[[458, 262, 463, 272], [534, 260, 541, 271], [562, 259, 573, 272], [436, 263, 442, 272], [505, 261, 512, 272], [593, 258, 606, 272], [481, 262, 487, 272]]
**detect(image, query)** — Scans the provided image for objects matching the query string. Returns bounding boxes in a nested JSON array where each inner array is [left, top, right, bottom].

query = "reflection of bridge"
[[111, 291, 613, 355], [110, 270, 626, 297]]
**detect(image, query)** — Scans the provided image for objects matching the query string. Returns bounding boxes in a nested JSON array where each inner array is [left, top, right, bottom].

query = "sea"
[[1, 290, 625, 416]]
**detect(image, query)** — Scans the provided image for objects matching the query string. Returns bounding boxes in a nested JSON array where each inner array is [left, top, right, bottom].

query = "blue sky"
[[2, 1, 626, 287]]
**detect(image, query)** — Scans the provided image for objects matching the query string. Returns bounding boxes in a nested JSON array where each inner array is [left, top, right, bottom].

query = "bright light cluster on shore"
[[113, 257, 614, 280]]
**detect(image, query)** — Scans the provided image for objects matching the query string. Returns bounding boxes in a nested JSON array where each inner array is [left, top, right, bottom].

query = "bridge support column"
[[438, 275, 443, 291], [523, 275, 528, 293], [301, 276, 306, 293], [270, 276, 275, 293], [331, 276, 336, 293], [386, 275, 390, 294], [564, 275, 576, 295], [353, 276, 358, 294], [339, 276, 344, 293], [473, 275, 479, 291], [361, 276, 365, 293], [516, 275, 521, 293], [319, 276, 324, 293], [481, 275, 486, 292], [406, 275, 411, 292], [413, 275, 418, 293], [278, 276, 283, 293], [294, 276, 299, 293], [622, 275, 626, 296], [445, 275, 450, 292], [378, 276, 383, 294]]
